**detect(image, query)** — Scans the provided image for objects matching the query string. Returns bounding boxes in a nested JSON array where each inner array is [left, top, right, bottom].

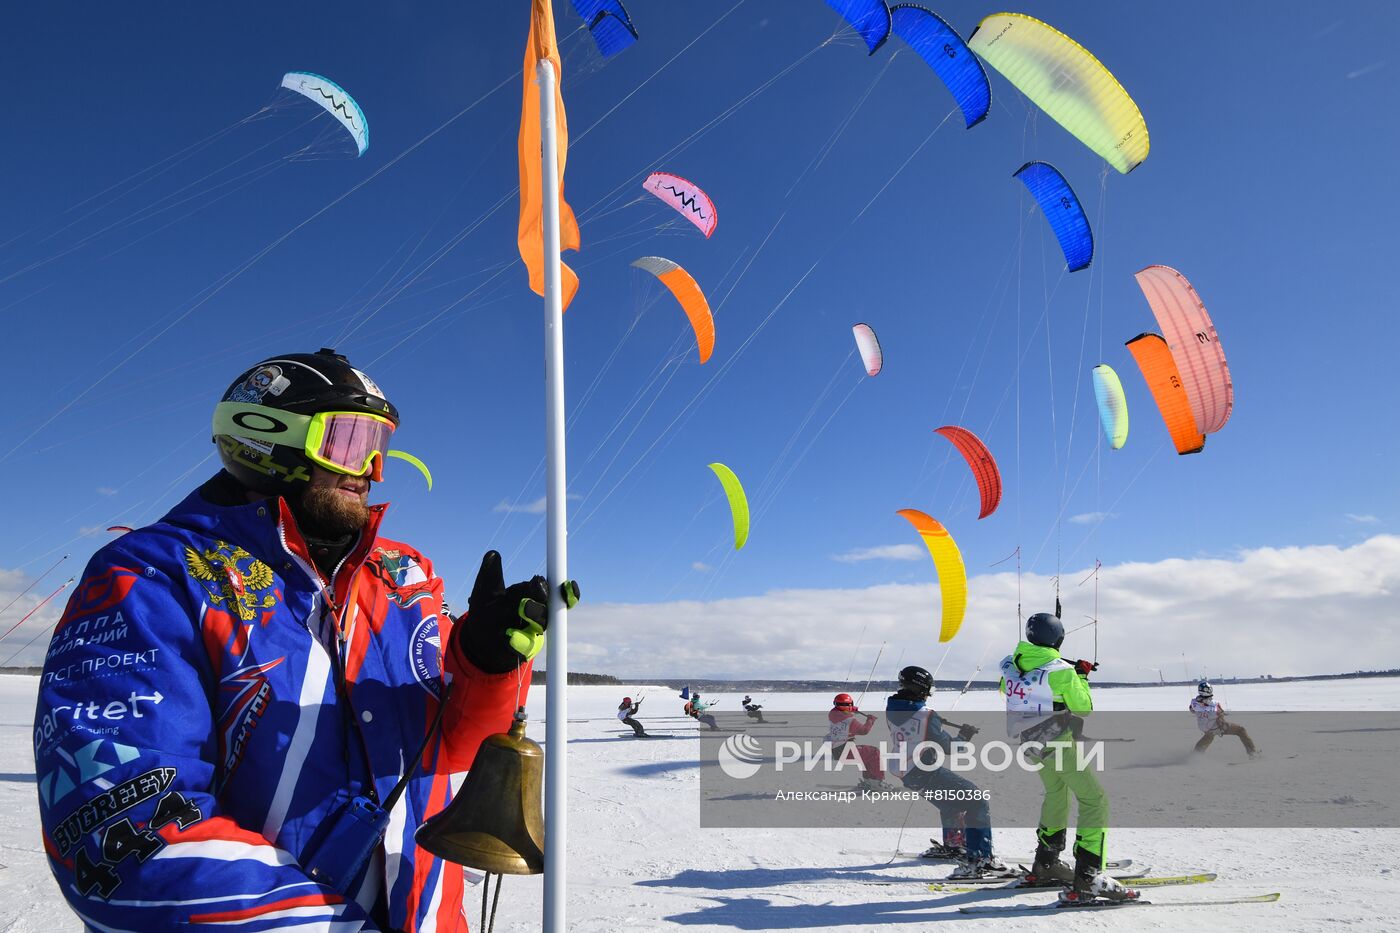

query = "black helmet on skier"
[[898, 666, 934, 696], [1197, 681, 1213, 698], [1025, 612, 1065, 650], [213, 348, 399, 497]]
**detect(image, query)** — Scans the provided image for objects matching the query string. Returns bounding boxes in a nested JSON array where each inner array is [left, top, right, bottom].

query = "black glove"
[[1074, 659, 1099, 677], [957, 723, 980, 742], [457, 551, 578, 674]]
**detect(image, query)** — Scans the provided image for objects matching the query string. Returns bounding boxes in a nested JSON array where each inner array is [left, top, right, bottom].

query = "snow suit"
[[617, 701, 646, 737], [35, 475, 525, 931], [1000, 641, 1107, 867], [885, 690, 994, 859], [1190, 696, 1256, 755]]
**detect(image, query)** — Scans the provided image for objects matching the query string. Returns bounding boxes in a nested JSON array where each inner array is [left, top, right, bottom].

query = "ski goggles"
[[214, 402, 395, 480]]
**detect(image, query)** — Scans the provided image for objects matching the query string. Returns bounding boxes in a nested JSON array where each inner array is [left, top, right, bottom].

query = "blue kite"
[[824, 0, 892, 54], [889, 5, 990, 128], [569, 0, 639, 57], [1014, 161, 1094, 272]]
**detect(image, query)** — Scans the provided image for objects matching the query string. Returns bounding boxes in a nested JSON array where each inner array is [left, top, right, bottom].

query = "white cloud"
[[493, 494, 580, 514], [10, 537, 1400, 680], [1345, 61, 1386, 80], [830, 544, 923, 563], [570, 536, 1400, 681], [692, 562, 712, 573], [494, 497, 547, 515], [77, 525, 105, 537], [1345, 514, 1381, 525], [95, 487, 117, 496], [1069, 511, 1115, 525]]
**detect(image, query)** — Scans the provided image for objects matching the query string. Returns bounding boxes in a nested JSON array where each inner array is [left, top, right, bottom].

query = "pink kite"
[[1134, 265, 1233, 436], [641, 172, 717, 238]]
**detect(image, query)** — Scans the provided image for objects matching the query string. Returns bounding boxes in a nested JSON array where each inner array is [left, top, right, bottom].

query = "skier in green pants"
[[1001, 611, 1138, 905]]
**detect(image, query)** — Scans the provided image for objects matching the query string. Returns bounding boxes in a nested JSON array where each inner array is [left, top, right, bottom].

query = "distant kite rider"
[[618, 696, 647, 737], [1190, 681, 1258, 758], [684, 692, 720, 731], [742, 695, 767, 723]]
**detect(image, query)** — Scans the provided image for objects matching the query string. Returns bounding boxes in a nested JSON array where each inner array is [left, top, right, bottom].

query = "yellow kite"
[[896, 509, 967, 643]]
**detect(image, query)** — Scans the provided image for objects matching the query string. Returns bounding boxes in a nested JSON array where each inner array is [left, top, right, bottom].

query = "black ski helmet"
[[214, 348, 398, 497], [1197, 681, 1213, 698], [898, 665, 934, 695], [1025, 612, 1065, 649]]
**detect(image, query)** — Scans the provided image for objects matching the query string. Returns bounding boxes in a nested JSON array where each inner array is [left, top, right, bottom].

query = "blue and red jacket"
[[34, 476, 529, 931]]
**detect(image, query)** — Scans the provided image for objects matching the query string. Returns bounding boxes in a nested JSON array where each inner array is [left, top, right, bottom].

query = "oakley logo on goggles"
[[214, 402, 394, 480]]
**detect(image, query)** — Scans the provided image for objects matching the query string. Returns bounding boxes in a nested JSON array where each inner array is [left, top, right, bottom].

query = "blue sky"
[[1, 2, 1397, 676]]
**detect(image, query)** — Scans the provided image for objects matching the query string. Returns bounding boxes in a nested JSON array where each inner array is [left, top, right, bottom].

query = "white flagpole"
[[536, 55, 569, 933]]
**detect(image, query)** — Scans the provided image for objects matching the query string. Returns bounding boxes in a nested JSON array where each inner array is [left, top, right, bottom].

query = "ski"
[[921, 848, 1133, 871], [930, 872, 1214, 894], [845, 862, 1142, 890], [927, 865, 1149, 887], [839, 850, 1135, 872], [1119, 872, 1215, 888], [958, 892, 1280, 914]]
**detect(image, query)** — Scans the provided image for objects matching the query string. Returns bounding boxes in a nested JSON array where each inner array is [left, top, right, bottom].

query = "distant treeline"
[[610, 669, 1400, 694], [529, 671, 619, 686]]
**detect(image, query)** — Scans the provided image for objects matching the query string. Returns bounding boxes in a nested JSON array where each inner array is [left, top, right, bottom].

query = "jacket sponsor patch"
[[409, 615, 442, 695], [51, 767, 176, 857], [218, 658, 284, 782], [56, 567, 142, 634]]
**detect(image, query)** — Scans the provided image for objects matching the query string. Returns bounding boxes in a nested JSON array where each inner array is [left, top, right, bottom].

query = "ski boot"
[[918, 840, 966, 861], [1022, 830, 1074, 888], [950, 854, 1019, 881], [1057, 847, 1139, 905]]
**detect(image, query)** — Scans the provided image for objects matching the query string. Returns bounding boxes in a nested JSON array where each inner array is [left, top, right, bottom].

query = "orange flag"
[[518, 0, 580, 310]]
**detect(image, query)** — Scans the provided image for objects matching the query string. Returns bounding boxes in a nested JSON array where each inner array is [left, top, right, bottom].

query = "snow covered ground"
[[3, 673, 1397, 931]]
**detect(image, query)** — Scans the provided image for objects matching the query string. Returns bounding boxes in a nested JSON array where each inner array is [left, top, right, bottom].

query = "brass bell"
[[415, 707, 545, 874]]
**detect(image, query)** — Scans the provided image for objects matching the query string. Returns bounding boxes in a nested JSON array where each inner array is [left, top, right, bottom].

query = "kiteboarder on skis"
[[1190, 681, 1258, 758], [826, 693, 888, 791], [684, 692, 721, 731], [887, 665, 1010, 879], [618, 696, 647, 737], [1003, 611, 1138, 904]]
